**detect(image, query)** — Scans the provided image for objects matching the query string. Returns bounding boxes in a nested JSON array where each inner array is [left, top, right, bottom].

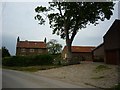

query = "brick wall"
[[16, 48, 47, 56]]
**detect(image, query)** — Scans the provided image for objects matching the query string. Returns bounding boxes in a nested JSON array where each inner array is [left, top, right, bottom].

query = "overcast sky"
[[1, 1, 119, 55]]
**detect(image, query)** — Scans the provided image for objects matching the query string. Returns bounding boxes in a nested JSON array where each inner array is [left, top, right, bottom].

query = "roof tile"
[[63, 46, 95, 53], [17, 41, 46, 48]]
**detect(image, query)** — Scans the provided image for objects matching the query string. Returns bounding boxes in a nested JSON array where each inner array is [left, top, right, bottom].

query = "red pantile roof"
[[17, 41, 46, 49], [63, 46, 96, 53]]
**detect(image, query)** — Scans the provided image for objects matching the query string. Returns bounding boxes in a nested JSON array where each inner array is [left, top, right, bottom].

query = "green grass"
[[3, 65, 62, 72], [94, 65, 111, 73]]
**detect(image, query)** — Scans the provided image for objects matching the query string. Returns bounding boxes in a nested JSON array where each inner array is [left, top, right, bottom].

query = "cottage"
[[103, 19, 120, 65], [16, 37, 47, 56], [62, 46, 95, 61]]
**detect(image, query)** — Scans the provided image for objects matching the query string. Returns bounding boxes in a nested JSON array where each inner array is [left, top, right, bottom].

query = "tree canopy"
[[47, 39, 62, 55], [2, 46, 11, 58], [35, 2, 114, 64]]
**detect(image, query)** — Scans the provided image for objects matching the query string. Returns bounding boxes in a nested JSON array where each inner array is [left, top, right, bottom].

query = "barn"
[[103, 19, 120, 65], [62, 46, 95, 61]]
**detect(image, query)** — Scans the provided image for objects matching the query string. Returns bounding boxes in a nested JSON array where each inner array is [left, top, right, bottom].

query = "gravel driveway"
[[35, 61, 119, 88]]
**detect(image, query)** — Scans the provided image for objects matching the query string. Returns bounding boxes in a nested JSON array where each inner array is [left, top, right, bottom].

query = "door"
[[105, 50, 117, 65]]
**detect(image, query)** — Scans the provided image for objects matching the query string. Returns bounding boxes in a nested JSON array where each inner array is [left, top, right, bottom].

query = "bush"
[[2, 54, 54, 66], [34, 54, 53, 65], [51, 54, 62, 65]]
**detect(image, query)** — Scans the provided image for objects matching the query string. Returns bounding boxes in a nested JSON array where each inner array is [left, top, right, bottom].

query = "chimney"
[[17, 36, 20, 42], [44, 37, 47, 43]]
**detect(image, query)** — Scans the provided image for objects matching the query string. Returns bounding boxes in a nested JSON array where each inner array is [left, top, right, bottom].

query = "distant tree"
[[35, 2, 114, 64], [47, 39, 62, 54], [2, 46, 10, 58]]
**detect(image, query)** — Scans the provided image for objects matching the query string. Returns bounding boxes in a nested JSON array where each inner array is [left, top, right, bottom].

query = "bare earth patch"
[[34, 61, 119, 88]]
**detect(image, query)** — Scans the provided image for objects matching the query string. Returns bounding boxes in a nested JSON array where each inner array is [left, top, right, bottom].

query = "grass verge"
[[3, 65, 62, 72]]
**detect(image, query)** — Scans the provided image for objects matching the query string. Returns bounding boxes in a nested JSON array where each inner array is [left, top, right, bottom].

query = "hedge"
[[2, 54, 53, 66]]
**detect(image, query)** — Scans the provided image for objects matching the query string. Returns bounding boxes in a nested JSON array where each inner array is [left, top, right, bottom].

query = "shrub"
[[51, 54, 62, 65], [2, 54, 54, 66], [34, 54, 53, 65]]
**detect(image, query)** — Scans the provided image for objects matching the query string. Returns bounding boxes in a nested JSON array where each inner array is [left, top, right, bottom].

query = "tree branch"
[[58, 2, 63, 17], [70, 17, 79, 44]]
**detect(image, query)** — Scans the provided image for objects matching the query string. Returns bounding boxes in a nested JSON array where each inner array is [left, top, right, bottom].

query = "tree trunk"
[[64, 19, 73, 64], [66, 39, 72, 64]]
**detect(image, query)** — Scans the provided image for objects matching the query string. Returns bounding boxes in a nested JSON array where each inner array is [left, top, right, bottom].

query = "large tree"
[[47, 39, 62, 55], [35, 2, 114, 64]]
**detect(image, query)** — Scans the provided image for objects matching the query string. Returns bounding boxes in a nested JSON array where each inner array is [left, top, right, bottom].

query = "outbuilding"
[[103, 19, 120, 65]]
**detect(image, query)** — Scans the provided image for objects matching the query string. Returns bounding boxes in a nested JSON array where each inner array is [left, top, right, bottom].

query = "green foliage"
[[35, 2, 114, 62], [34, 54, 53, 65], [51, 54, 69, 66], [47, 39, 62, 54], [35, 2, 114, 39], [2, 54, 53, 66], [52, 54, 62, 65], [2, 46, 11, 58]]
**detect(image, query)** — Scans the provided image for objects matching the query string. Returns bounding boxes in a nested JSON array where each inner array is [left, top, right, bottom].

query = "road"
[[0, 68, 2, 89], [2, 69, 82, 88]]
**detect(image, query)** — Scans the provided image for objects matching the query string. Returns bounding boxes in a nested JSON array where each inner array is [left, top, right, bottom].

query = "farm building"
[[103, 19, 120, 65], [92, 43, 104, 62], [92, 19, 120, 65], [62, 46, 95, 61]]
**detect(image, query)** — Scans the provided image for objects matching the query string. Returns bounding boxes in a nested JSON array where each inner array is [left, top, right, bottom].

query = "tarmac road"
[[2, 69, 82, 88], [0, 68, 2, 89]]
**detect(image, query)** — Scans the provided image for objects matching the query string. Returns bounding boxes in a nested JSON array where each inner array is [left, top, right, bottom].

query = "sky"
[[1, 1, 120, 55]]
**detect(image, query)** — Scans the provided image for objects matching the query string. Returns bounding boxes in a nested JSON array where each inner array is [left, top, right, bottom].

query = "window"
[[30, 49, 34, 52], [21, 48, 26, 52], [38, 49, 42, 53]]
